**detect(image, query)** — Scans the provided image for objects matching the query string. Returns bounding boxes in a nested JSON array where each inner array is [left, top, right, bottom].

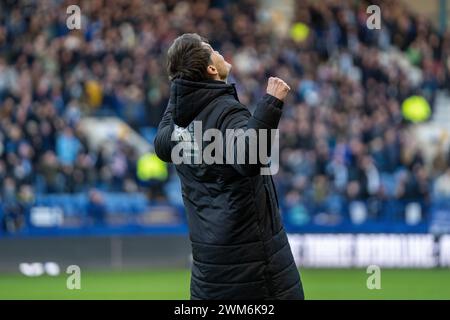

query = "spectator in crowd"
[[434, 168, 450, 199], [87, 189, 106, 226], [56, 127, 81, 166]]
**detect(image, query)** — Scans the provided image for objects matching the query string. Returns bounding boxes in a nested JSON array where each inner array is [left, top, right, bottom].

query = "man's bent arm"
[[218, 93, 283, 176]]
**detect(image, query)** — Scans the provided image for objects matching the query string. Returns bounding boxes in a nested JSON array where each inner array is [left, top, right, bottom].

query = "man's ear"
[[207, 65, 218, 76]]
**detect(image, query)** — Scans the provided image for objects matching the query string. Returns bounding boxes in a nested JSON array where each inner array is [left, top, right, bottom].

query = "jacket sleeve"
[[218, 94, 283, 177], [154, 102, 175, 163]]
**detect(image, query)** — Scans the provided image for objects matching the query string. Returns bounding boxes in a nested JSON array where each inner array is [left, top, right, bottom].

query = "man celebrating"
[[154, 33, 304, 300]]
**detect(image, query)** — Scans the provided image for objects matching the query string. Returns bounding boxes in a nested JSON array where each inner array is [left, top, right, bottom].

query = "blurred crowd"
[[1, 0, 450, 232]]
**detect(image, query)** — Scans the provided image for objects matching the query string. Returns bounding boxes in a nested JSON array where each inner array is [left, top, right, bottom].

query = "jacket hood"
[[170, 78, 238, 128]]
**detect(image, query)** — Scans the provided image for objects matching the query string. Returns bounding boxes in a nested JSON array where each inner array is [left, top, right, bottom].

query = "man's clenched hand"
[[266, 77, 290, 101]]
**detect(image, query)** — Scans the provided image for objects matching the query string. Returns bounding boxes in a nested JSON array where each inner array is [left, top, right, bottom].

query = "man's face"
[[203, 42, 231, 81]]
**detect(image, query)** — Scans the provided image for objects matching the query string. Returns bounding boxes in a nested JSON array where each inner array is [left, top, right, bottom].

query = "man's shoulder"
[[214, 98, 250, 127], [214, 95, 248, 114], [212, 93, 242, 108]]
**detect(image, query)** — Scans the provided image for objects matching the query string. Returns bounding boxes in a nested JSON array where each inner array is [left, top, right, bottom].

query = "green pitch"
[[1, 268, 450, 299]]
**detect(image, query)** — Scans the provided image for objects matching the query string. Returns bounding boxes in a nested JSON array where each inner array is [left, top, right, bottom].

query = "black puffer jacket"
[[154, 79, 304, 300]]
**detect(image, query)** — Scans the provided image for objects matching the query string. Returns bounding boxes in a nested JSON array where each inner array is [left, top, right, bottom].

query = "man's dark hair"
[[167, 33, 212, 82]]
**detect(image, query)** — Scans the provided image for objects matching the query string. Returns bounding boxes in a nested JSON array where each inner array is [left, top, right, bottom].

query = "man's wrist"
[[264, 93, 284, 109]]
